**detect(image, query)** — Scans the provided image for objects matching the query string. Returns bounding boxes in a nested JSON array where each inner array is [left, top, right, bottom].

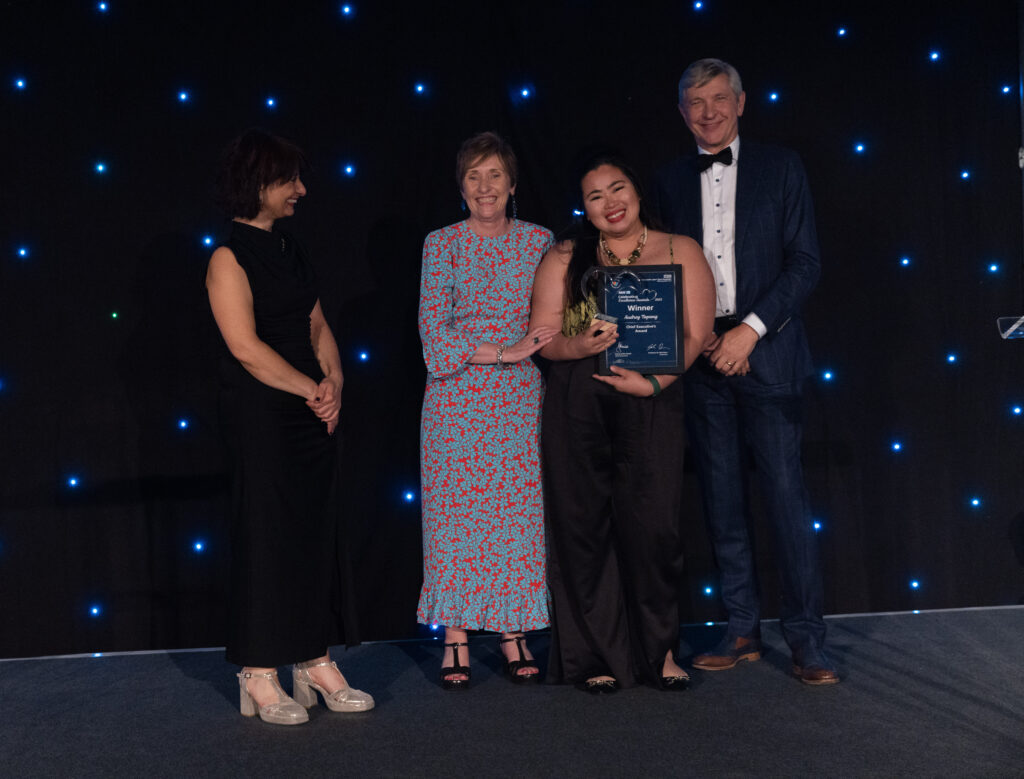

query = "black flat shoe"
[[661, 673, 691, 691], [576, 678, 618, 695], [440, 641, 471, 691], [498, 634, 540, 684]]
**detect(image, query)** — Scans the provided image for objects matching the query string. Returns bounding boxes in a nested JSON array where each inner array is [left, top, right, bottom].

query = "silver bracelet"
[[496, 344, 506, 367]]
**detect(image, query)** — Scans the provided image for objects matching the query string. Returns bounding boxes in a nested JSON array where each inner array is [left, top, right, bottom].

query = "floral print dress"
[[416, 220, 553, 631]]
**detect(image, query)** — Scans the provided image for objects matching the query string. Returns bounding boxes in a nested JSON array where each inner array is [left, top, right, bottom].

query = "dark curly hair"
[[213, 128, 307, 219]]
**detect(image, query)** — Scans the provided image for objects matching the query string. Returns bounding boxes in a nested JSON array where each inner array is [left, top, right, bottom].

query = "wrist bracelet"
[[645, 375, 662, 397], [496, 344, 506, 367]]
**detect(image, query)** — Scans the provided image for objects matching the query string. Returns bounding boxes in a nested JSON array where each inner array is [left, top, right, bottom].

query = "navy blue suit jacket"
[[651, 140, 821, 385]]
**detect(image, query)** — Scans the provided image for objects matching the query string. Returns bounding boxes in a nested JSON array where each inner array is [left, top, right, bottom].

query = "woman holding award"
[[529, 154, 715, 692], [417, 132, 556, 689]]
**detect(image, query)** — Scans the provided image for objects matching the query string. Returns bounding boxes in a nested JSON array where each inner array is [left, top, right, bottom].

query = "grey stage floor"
[[1, 607, 1022, 778]]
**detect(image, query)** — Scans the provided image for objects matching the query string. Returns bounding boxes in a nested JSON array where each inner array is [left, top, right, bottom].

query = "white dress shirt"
[[698, 136, 766, 337]]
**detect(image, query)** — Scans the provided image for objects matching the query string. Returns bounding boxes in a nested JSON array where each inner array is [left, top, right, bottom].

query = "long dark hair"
[[561, 152, 662, 308]]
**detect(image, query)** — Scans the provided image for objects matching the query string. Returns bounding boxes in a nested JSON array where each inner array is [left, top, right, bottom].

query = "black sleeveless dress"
[[218, 221, 342, 668]]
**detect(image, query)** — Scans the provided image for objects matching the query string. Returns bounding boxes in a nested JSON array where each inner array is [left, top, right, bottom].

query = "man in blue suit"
[[651, 58, 837, 685]]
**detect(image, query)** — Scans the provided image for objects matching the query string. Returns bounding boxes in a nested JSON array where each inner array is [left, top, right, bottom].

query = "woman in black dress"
[[206, 129, 372, 724], [529, 154, 715, 692]]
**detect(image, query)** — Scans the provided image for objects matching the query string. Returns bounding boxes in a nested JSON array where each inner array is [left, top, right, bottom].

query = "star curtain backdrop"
[[1, 0, 1022, 657]]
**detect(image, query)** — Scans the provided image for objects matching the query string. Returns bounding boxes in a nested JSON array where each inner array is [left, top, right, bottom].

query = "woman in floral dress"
[[417, 132, 555, 689]]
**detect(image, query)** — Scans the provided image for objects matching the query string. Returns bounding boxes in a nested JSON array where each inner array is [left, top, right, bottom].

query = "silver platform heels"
[[293, 659, 375, 713], [237, 670, 309, 725]]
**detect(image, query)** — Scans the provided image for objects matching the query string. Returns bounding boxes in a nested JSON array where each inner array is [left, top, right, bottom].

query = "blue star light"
[[910, 579, 921, 590], [891, 441, 903, 452], [988, 263, 999, 273], [768, 92, 779, 102], [15, 77, 26, 90], [900, 256, 911, 266], [960, 170, 970, 180], [929, 50, 940, 61], [837, 27, 847, 37], [822, 370, 833, 381], [340, 3, 354, 15], [343, 163, 356, 177], [265, 96, 276, 109], [95, 162, 107, 174], [403, 490, 416, 502], [854, 143, 865, 153]]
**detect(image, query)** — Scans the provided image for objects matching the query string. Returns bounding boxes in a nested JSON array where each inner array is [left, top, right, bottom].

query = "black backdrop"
[[2, 0, 1023, 658]]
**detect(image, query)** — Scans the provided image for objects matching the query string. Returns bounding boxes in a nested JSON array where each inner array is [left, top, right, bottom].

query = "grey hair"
[[677, 58, 743, 103]]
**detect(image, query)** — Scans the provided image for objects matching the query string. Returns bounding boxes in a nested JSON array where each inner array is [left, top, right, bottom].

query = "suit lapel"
[[734, 143, 759, 268], [684, 156, 703, 243]]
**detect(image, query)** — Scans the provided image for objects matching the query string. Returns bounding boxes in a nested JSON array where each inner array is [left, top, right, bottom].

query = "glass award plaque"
[[997, 316, 1024, 339], [585, 264, 685, 375]]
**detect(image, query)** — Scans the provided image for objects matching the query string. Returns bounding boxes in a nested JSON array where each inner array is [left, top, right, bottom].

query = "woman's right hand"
[[571, 318, 619, 358]]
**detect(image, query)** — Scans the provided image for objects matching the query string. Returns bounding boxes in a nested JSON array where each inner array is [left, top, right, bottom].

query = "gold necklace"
[[600, 225, 647, 265]]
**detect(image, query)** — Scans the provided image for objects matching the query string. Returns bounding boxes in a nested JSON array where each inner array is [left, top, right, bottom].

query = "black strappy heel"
[[498, 634, 540, 684], [440, 641, 471, 691]]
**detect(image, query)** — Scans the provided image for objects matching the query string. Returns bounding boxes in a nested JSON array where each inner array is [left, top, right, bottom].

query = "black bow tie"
[[696, 147, 733, 172]]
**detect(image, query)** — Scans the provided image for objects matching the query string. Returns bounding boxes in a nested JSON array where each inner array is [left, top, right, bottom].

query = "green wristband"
[[645, 375, 661, 397]]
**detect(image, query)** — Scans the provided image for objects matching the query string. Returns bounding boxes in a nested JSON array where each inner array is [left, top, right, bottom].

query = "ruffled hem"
[[417, 590, 549, 632]]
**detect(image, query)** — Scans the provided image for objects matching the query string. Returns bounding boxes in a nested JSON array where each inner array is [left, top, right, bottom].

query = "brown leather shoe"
[[792, 662, 839, 686], [692, 635, 762, 671]]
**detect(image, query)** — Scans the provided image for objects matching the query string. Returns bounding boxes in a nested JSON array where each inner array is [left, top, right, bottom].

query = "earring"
[[461, 199, 467, 212], [511, 194, 518, 221]]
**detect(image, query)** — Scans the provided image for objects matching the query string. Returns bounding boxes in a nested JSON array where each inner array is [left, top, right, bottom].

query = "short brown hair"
[[213, 128, 307, 219], [678, 58, 743, 103], [454, 131, 518, 189]]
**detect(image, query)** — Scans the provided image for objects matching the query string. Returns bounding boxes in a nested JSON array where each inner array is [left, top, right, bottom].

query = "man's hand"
[[708, 323, 758, 376]]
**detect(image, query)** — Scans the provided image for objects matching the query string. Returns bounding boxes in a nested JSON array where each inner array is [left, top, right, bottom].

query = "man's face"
[[678, 73, 745, 153]]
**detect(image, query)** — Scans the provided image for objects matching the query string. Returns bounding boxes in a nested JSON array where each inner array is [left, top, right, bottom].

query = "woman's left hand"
[[307, 375, 342, 433], [502, 325, 559, 363], [591, 365, 655, 397]]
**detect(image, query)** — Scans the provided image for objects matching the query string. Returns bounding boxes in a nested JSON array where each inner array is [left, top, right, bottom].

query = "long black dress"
[[218, 221, 343, 668], [543, 354, 687, 689]]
